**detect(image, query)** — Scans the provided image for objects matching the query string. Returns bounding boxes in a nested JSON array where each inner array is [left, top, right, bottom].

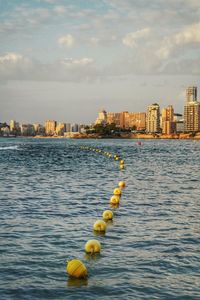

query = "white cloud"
[[58, 34, 75, 47], [174, 22, 200, 44], [0, 52, 32, 68], [156, 22, 200, 59], [0, 53, 23, 63], [53, 6, 66, 14], [0, 53, 33, 80], [122, 28, 151, 48], [60, 58, 94, 67], [89, 37, 100, 45], [0, 53, 97, 82]]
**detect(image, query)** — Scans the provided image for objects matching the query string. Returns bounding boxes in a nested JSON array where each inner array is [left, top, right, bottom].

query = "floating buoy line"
[[66, 146, 126, 280]]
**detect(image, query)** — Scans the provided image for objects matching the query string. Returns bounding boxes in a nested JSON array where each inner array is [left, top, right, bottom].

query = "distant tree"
[[92, 123, 118, 135]]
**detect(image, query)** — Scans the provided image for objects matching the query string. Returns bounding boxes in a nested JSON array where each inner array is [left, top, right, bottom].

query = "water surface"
[[0, 138, 199, 299]]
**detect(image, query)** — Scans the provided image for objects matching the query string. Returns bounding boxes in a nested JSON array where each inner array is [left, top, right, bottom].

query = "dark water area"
[[0, 138, 199, 300]]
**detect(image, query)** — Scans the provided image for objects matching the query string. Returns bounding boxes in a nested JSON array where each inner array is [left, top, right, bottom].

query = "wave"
[[0, 145, 19, 150]]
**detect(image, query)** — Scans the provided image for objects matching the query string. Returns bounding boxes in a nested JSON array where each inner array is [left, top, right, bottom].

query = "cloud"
[[161, 58, 200, 75], [58, 34, 75, 47], [122, 28, 151, 48], [60, 58, 94, 67], [0, 53, 97, 82], [0, 53, 24, 63], [89, 37, 100, 45], [53, 6, 66, 14], [156, 22, 200, 59], [0, 53, 33, 80]]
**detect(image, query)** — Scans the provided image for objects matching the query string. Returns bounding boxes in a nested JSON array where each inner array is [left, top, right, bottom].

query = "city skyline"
[[1, 84, 200, 136], [1, 0, 200, 123]]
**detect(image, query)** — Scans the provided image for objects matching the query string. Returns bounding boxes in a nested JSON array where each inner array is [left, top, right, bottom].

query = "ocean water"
[[0, 138, 199, 300]]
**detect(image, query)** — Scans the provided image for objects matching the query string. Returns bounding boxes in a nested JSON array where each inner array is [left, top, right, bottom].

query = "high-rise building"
[[71, 123, 79, 132], [107, 112, 121, 127], [9, 119, 20, 135], [184, 102, 200, 132], [33, 123, 45, 135], [95, 110, 107, 125], [107, 111, 146, 130], [65, 123, 71, 132], [56, 123, 66, 136], [173, 113, 184, 133], [127, 112, 146, 131], [45, 120, 57, 136], [10, 120, 16, 132], [184, 87, 200, 132], [186, 86, 197, 102], [146, 103, 160, 133], [20, 124, 35, 136], [161, 105, 175, 134]]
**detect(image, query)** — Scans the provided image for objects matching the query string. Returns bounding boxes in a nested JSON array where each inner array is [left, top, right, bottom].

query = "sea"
[[0, 138, 199, 300]]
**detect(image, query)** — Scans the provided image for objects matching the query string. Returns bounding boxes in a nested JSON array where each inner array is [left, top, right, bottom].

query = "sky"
[[0, 0, 200, 124]]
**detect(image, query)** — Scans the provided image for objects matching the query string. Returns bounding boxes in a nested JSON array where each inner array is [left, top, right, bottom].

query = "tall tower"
[[186, 86, 197, 102], [146, 103, 160, 133], [184, 86, 200, 132], [95, 110, 107, 125], [45, 120, 57, 136], [161, 105, 175, 134]]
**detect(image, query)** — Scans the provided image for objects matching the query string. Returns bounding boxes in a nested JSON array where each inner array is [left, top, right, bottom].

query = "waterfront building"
[[65, 123, 71, 133], [184, 101, 200, 132], [33, 123, 45, 136], [146, 103, 160, 133], [107, 111, 146, 130], [107, 112, 121, 127], [9, 120, 21, 135], [186, 86, 197, 102], [45, 120, 57, 136], [176, 120, 184, 133], [173, 113, 183, 122], [95, 110, 107, 125], [173, 113, 184, 133], [10, 120, 16, 132], [56, 123, 66, 136], [161, 105, 175, 134], [127, 112, 146, 130], [71, 123, 79, 132], [184, 87, 200, 132], [21, 124, 35, 136], [0, 125, 10, 136], [79, 124, 86, 133]]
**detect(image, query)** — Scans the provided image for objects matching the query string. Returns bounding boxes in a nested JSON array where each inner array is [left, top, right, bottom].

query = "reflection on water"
[[84, 253, 101, 261], [0, 138, 199, 300], [67, 278, 88, 287], [93, 230, 106, 237]]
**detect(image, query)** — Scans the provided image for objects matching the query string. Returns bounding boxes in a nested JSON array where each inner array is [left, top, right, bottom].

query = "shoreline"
[[1, 133, 200, 140]]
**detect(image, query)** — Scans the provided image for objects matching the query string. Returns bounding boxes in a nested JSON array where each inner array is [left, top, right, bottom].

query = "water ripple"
[[0, 138, 200, 300]]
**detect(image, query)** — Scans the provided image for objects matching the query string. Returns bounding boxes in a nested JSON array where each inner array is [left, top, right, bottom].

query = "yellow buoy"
[[118, 181, 126, 189], [93, 220, 107, 232], [120, 160, 124, 164], [110, 195, 120, 204], [102, 210, 113, 220], [85, 239, 101, 254], [113, 188, 122, 196], [66, 259, 87, 279], [110, 203, 119, 209], [120, 164, 125, 170]]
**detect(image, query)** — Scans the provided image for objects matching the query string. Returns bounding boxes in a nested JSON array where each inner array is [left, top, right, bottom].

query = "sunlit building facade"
[[95, 110, 107, 125], [161, 105, 175, 134], [184, 87, 200, 132], [45, 120, 57, 136], [146, 103, 160, 133]]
